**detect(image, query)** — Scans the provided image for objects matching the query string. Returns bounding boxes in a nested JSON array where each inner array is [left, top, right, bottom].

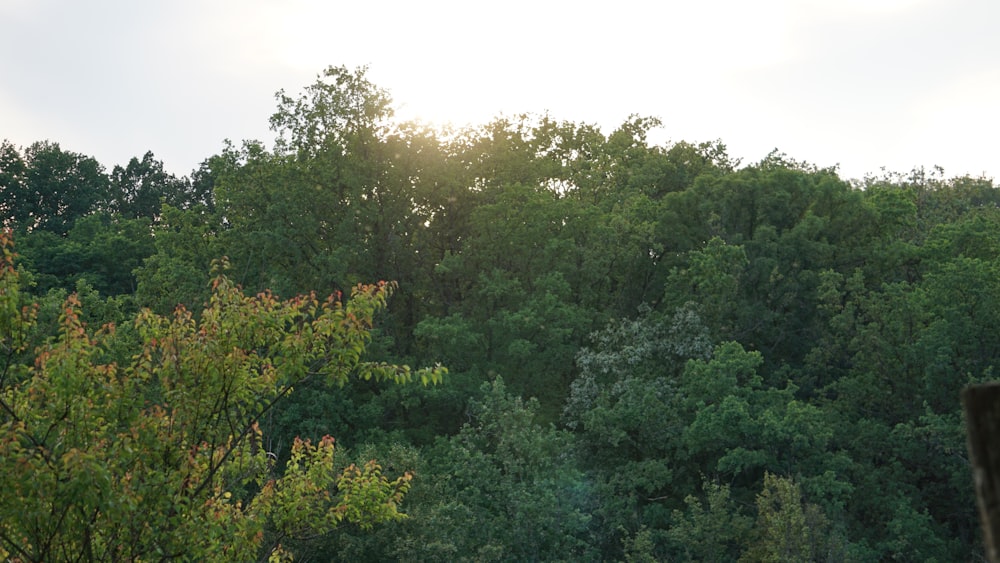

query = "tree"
[[562, 304, 713, 557], [218, 67, 425, 304], [15, 213, 155, 296], [663, 237, 748, 338], [4, 141, 110, 235], [110, 151, 193, 219], [0, 140, 29, 228], [741, 473, 843, 562], [333, 378, 596, 562], [666, 479, 753, 561], [133, 204, 222, 314], [0, 230, 444, 561]]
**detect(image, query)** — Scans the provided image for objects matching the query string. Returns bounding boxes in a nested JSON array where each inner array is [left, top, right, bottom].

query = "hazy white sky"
[[2, 0, 998, 181]]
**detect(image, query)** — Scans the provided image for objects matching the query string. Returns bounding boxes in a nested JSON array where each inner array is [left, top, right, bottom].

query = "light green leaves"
[[0, 232, 440, 560]]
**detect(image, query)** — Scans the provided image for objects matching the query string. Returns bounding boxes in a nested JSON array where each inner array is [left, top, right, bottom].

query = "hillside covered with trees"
[[1, 66, 996, 561]]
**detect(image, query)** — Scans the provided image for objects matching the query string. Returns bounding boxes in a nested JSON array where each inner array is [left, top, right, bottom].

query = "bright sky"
[[2, 0, 998, 182]]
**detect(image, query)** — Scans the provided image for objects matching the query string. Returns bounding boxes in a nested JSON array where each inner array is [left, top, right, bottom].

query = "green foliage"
[[8, 66, 1000, 560], [741, 473, 842, 563], [0, 229, 37, 387], [0, 232, 442, 561], [347, 378, 596, 562], [15, 213, 155, 296], [0, 141, 110, 235], [110, 150, 195, 219], [133, 204, 221, 314], [666, 480, 753, 561]]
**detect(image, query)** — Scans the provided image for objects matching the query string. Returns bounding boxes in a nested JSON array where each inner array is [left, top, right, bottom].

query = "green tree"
[[15, 213, 155, 296], [663, 236, 748, 338], [741, 473, 845, 562], [134, 204, 222, 314], [666, 479, 753, 561], [0, 230, 444, 561], [217, 66, 431, 314], [110, 150, 193, 219], [4, 141, 110, 235], [335, 378, 595, 562], [562, 304, 713, 557], [0, 140, 29, 229]]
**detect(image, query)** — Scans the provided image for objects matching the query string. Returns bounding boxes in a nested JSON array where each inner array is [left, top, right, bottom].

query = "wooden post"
[[962, 383, 1000, 563]]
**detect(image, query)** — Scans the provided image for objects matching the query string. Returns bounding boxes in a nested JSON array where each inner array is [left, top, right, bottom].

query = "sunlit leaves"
[[0, 230, 36, 364], [270, 65, 393, 160], [741, 473, 843, 563], [0, 235, 441, 560]]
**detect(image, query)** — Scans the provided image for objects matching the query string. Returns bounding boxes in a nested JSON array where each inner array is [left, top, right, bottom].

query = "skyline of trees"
[[1, 65, 996, 560]]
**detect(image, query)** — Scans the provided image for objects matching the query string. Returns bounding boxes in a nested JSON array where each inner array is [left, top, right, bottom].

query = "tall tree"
[[110, 151, 193, 219], [4, 141, 110, 235], [0, 141, 29, 229]]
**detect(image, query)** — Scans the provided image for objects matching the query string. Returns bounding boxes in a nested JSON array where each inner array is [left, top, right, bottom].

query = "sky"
[[1, 0, 998, 182]]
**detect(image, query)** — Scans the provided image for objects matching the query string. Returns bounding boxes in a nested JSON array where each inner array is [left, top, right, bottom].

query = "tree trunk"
[[962, 383, 1000, 562]]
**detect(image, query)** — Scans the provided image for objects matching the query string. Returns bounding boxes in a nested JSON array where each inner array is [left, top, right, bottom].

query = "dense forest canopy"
[[1, 65, 997, 560]]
